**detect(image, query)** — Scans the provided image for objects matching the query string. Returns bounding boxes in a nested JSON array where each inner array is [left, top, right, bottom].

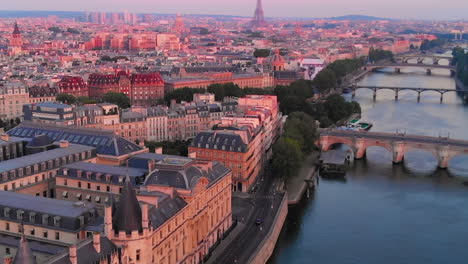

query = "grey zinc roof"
[[143, 159, 230, 190], [144, 167, 203, 189], [25, 134, 54, 148], [7, 122, 142, 156], [48, 236, 118, 264], [0, 144, 95, 173], [62, 162, 146, 178], [128, 153, 191, 170], [0, 234, 66, 255], [149, 196, 187, 229], [0, 191, 96, 218], [191, 131, 248, 153]]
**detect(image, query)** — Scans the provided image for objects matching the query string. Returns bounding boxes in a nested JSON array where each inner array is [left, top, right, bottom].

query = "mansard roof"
[[48, 236, 118, 264], [26, 134, 54, 148], [7, 122, 143, 157], [191, 131, 248, 153], [142, 155, 230, 190], [149, 196, 187, 229]]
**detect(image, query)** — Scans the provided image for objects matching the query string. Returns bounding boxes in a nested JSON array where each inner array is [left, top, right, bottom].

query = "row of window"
[[3, 222, 62, 240]]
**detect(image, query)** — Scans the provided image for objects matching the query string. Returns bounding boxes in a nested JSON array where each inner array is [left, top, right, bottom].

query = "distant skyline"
[[1, 0, 468, 20]]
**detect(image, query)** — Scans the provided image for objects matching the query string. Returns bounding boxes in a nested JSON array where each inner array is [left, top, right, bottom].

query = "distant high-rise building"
[[252, 0, 267, 27]]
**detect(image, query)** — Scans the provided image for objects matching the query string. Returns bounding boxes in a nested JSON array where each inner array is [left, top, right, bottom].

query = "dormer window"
[[53, 216, 61, 227], [42, 214, 49, 225], [4, 208, 10, 218], [29, 212, 36, 222], [63, 169, 68, 176], [17, 210, 24, 221], [96, 173, 102, 181], [86, 172, 92, 179], [76, 170, 82, 178], [118, 176, 123, 183]]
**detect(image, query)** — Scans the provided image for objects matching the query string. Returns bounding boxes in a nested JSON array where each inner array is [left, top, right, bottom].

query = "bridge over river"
[[345, 85, 468, 102], [319, 129, 468, 169], [365, 63, 456, 75]]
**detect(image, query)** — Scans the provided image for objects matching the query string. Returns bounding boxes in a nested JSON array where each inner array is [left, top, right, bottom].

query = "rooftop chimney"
[[69, 245, 77, 264], [3, 255, 12, 264], [155, 147, 163, 154], [92, 232, 101, 253], [188, 151, 197, 159], [59, 140, 70, 148], [1, 134, 10, 142]]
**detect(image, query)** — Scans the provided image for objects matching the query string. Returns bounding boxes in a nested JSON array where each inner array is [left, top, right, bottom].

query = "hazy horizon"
[[1, 0, 467, 20]]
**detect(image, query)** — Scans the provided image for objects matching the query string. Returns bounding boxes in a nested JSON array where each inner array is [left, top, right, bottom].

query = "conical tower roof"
[[13, 22, 21, 35], [13, 235, 36, 264], [112, 175, 142, 233]]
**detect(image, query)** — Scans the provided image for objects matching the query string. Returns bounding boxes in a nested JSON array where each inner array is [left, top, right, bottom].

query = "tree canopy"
[[452, 47, 468, 86], [207, 83, 244, 101], [102, 92, 131, 109], [164, 87, 206, 104], [56, 93, 76, 105], [368, 48, 394, 63], [253, 49, 271, 58], [420, 39, 446, 51], [271, 112, 318, 180]]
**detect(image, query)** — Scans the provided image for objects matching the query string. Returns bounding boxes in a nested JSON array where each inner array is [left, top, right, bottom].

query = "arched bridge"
[[319, 129, 468, 169], [365, 63, 456, 76], [395, 55, 453, 65], [346, 85, 468, 103]]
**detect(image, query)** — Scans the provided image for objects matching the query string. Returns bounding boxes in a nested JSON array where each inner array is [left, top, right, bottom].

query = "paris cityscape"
[[0, 0, 468, 263]]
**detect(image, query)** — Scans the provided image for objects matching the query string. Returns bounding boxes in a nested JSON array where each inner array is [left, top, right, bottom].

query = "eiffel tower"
[[252, 0, 267, 27]]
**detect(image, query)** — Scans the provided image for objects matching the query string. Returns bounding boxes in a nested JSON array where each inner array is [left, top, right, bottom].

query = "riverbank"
[[286, 152, 320, 205]]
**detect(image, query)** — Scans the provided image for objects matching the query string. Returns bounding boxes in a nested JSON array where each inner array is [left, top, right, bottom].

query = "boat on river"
[[344, 118, 373, 131]]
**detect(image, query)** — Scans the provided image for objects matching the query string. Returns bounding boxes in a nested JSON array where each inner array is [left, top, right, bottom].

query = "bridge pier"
[[395, 68, 401, 74], [426, 69, 432, 75], [354, 139, 367, 160], [395, 90, 399, 101], [437, 146, 450, 169], [373, 89, 377, 100], [392, 142, 405, 164], [417, 91, 421, 103], [352, 89, 356, 98], [440, 93, 444, 104]]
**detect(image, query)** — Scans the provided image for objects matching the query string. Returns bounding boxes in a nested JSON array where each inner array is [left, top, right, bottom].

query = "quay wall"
[[248, 193, 288, 264]]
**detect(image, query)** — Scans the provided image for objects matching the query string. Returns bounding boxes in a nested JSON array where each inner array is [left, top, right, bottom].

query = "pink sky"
[[2, 0, 468, 20]]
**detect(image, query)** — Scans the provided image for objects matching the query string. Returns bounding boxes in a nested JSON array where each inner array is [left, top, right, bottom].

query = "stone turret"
[[112, 175, 142, 233], [13, 235, 36, 264]]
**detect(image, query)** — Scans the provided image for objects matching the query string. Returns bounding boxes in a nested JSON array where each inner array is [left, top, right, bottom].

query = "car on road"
[[255, 218, 263, 225]]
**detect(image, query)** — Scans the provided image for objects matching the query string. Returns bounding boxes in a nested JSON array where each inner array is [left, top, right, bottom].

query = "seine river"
[[268, 58, 468, 264]]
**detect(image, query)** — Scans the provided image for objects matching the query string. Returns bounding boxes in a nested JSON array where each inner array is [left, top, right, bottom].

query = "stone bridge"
[[318, 129, 468, 169], [395, 55, 453, 65], [346, 85, 468, 102], [365, 63, 457, 76]]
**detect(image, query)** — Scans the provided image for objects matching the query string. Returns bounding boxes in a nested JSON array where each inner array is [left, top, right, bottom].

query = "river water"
[[268, 57, 468, 264]]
